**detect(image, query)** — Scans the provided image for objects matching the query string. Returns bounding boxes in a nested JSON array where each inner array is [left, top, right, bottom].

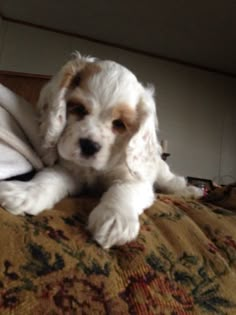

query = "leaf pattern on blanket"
[[0, 194, 236, 314]]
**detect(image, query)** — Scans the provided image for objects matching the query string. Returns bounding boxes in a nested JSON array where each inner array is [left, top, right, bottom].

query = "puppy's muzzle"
[[79, 138, 101, 157]]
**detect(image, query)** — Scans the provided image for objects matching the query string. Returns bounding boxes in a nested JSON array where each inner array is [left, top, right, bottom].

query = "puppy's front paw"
[[88, 206, 140, 249], [0, 181, 48, 215]]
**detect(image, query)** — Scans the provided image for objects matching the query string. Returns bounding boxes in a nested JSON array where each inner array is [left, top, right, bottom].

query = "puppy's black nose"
[[79, 138, 101, 157]]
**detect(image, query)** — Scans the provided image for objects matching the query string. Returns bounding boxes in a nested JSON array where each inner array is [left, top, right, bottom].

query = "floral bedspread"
[[0, 193, 236, 315]]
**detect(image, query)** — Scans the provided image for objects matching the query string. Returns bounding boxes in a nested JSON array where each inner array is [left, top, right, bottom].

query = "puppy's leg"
[[88, 181, 154, 249], [0, 165, 77, 215], [155, 158, 203, 198]]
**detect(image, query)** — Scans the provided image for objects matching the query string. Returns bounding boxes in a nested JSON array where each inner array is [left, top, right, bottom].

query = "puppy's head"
[[38, 52, 160, 175]]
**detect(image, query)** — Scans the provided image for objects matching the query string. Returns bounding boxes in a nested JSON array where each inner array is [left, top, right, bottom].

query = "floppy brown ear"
[[126, 87, 161, 180], [37, 53, 94, 165]]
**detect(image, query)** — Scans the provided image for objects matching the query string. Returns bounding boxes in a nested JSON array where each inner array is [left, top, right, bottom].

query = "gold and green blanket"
[[0, 191, 235, 315]]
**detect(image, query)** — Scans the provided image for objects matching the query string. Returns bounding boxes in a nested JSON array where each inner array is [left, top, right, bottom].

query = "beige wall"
[[0, 16, 5, 58], [0, 20, 235, 184]]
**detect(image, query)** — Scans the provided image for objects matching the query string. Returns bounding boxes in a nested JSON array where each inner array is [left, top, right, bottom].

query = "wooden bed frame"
[[0, 71, 49, 105]]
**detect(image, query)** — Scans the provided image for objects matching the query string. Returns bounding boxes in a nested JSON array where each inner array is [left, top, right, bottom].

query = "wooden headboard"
[[0, 71, 50, 106]]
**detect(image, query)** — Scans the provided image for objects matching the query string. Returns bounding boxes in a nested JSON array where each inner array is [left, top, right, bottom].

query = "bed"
[[0, 71, 236, 315]]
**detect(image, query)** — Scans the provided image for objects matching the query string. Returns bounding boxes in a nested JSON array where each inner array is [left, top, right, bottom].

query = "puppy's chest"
[[74, 167, 108, 196]]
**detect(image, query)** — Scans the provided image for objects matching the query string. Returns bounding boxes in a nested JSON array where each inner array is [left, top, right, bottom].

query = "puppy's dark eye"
[[67, 102, 88, 119], [112, 119, 126, 132]]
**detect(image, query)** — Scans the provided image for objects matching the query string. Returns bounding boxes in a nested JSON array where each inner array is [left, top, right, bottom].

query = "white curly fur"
[[0, 53, 202, 248]]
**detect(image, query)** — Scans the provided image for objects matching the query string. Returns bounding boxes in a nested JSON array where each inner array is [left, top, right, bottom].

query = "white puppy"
[[0, 53, 202, 248]]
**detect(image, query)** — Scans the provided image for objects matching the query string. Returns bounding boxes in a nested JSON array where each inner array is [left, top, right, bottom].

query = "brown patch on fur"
[[60, 61, 101, 90], [78, 63, 101, 91], [112, 104, 139, 133], [64, 63, 101, 120], [60, 64, 77, 89]]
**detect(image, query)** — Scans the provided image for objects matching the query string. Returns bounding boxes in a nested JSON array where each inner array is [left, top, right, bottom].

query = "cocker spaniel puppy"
[[0, 53, 202, 248]]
